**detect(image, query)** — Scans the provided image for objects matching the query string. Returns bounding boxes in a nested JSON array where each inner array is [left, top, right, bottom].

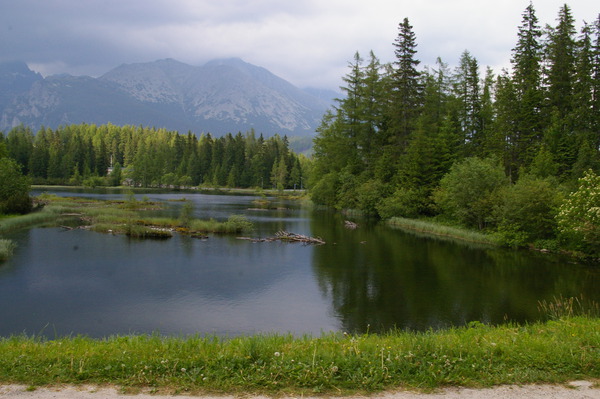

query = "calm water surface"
[[0, 189, 598, 338]]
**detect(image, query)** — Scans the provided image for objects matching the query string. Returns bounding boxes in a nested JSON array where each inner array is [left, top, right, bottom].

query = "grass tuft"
[[538, 295, 600, 320]]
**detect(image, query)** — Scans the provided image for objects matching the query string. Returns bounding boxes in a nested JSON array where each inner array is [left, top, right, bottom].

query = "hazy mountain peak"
[[1, 58, 332, 136], [0, 61, 43, 110]]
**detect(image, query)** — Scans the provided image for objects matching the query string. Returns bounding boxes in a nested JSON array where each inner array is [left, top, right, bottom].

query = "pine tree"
[[592, 15, 600, 145], [28, 127, 50, 179], [358, 51, 386, 171], [545, 4, 577, 121], [492, 72, 519, 177], [511, 2, 544, 163], [389, 17, 422, 151], [479, 67, 496, 156], [571, 22, 595, 143], [453, 50, 482, 155], [543, 4, 578, 175], [6, 125, 33, 174]]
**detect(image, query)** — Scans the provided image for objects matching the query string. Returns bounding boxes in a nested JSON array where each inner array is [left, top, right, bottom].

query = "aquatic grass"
[[0, 239, 16, 262], [0, 210, 58, 233], [222, 214, 254, 233], [0, 317, 598, 395], [189, 215, 253, 234], [139, 217, 181, 228], [20, 195, 253, 239], [388, 217, 500, 246], [125, 225, 172, 239], [538, 295, 600, 320], [189, 218, 222, 233]]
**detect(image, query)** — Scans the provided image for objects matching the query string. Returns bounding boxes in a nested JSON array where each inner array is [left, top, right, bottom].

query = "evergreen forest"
[[310, 3, 600, 256], [0, 124, 305, 191]]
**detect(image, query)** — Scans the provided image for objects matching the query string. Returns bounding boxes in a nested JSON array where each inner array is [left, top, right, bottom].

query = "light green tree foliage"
[[495, 175, 562, 246], [529, 143, 560, 178], [178, 175, 193, 188], [310, 173, 339, 208], [557, 170, 600, 255], [355, 179, 387, 216], [270, 157, 287, 192], [161, 172, 178, 188], [376, 186, 426, 219], [0, 157, 32, 214], [109, 162, 123, 186], [82, 175, 105, 188], [435, 157, 507, 229], [179, 200, 195, 228]]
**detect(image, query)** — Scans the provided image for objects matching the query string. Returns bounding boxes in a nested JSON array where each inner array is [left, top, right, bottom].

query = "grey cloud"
[[0, 0, 597, 89]]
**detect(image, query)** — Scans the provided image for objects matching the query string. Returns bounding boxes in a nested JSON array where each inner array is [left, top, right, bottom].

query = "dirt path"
[[1, 381, 598, 399]]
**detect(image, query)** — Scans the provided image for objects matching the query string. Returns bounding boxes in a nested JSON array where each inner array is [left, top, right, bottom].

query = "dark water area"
[[1, 189, 598, 338]]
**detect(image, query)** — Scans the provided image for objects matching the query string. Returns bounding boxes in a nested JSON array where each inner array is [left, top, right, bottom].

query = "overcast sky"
[[0, 0, 597, 90]]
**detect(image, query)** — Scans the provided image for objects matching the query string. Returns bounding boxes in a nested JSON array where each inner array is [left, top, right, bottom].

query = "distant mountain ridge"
[[0, 58, 337, 136]]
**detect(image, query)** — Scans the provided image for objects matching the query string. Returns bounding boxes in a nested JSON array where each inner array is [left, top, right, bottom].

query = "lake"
[[1, 189, 598, 338]]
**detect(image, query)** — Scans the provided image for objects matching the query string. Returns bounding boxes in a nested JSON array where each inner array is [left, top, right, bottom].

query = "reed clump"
[[538, 295, 600, 320], [388, 217, 499, 245], [0, 239, 16, 262], [0, 211, 58, 233]]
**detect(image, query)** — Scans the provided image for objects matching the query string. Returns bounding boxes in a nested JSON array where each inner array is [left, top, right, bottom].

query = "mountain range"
[[0, 58, 337, 137]]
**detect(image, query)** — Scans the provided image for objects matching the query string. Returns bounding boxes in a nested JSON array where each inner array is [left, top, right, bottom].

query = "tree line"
[[310, 3, 599, 256], [0, 124, 306, 191]]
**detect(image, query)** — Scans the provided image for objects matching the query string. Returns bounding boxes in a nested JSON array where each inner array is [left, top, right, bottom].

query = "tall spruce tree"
[[592, 15, 600, 142], [511, 2, 544, 165], [453, 50, 482, 154], [545, 4, 577, 121], [389, 18, 422, 152], [359, 51, 386, 171], [592, 15, 600, 149], [492, 72, 519, 177], [544, 4, 578, 175], [338, 52, 365, 172], [572, 22, 594, 142]]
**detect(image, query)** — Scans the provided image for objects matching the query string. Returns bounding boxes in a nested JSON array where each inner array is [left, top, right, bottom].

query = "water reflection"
[[1, 190, 598, 338], [310, 210, 600, 333], [1, 225, 335, 338]]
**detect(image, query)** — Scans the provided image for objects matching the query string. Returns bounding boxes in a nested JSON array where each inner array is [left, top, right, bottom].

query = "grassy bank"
[[0, 317, 598, 395], [32, 194, 253, 238], [0, 194, 254, 262], [0, 207, 66, 262], [0, 211, 60, 234], [388, 217, 500, 246]]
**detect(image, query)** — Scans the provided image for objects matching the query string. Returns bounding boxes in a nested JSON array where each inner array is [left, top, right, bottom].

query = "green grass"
[[189, 215, 254, 234], [4, 194, 255, 240], [0, 239, 16, 262], [0, 211, 59, 234], [0, 317, 598, 395], [388, 217, 500, 246]]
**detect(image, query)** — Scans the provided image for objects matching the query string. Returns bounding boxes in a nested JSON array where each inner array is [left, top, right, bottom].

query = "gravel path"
[[1, 381, 599, 399]]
